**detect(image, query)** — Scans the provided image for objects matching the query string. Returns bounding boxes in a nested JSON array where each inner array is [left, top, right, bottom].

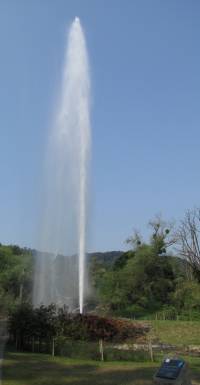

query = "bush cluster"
[[8, 303, 149, 352]]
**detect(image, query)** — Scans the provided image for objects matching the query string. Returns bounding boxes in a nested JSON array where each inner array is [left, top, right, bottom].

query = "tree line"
[[1, 208, 200, 319], [90, 210, 200, 319], [8, 303, 148, 355]]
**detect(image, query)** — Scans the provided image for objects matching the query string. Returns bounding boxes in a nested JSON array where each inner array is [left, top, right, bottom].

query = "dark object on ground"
[[153, 358, 192, 384]]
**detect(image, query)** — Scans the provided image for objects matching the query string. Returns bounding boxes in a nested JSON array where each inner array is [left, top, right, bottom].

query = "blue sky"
[[0, 1, 200, 252]]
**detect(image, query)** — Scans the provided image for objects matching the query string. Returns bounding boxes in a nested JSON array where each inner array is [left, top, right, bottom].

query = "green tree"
[[0, 245, 33, 313], [97, 217, 176, 317], [173, 279, 200, 319]]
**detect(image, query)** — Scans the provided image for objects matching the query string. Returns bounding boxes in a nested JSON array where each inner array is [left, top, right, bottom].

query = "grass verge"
[[149, 320, 200, 346], [2, 351, 200, 385]]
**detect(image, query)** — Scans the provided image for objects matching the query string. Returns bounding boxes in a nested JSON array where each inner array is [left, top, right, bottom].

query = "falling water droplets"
[[33, 18, 91, 314]]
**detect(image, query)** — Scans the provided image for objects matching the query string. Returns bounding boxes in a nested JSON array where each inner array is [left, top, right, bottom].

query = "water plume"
[[33, 17, 91, 314]]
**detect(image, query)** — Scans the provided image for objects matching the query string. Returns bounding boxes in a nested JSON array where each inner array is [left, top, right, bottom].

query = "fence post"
[[52, 337, 55, 357], [148, 337, 154, 362], [163, 311, 165, 320], [99, 339, 104, 361], [32, 337, 35, 353]]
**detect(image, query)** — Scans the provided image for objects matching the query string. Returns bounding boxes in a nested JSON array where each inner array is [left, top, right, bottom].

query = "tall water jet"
[[33, 17, 91, 314]]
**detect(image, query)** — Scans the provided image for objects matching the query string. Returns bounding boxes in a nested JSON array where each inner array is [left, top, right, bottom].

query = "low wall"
[[111, 342, 200, 356]]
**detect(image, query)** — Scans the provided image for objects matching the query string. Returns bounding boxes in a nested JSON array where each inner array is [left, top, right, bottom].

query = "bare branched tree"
[[126, 230, 142, 249], [126, 215, 177, 253], [148, 214, 177, 249], [177, 208, 200, 281]]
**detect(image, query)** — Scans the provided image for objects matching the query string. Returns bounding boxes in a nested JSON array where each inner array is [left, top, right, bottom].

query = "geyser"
[[33, 18, 91, 314]]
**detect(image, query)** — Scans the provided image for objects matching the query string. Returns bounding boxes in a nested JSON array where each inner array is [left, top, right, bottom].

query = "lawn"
[[2, 352, 200, 385], [149, 320, 200, 346], [2, 321, 200, 384]]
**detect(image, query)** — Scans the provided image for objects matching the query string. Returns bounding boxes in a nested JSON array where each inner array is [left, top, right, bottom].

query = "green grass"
[[3, 321, 200, 384], [2, 352, 156, 385], [2, 352, 200, 385], [149, 320, 200, 346]]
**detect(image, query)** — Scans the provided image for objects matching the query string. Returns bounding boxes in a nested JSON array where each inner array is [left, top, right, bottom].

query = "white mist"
[[33, 18, 91, 314]]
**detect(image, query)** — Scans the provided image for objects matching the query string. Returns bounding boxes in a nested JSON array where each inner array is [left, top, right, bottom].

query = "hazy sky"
[[0, 1, 200, 252]]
